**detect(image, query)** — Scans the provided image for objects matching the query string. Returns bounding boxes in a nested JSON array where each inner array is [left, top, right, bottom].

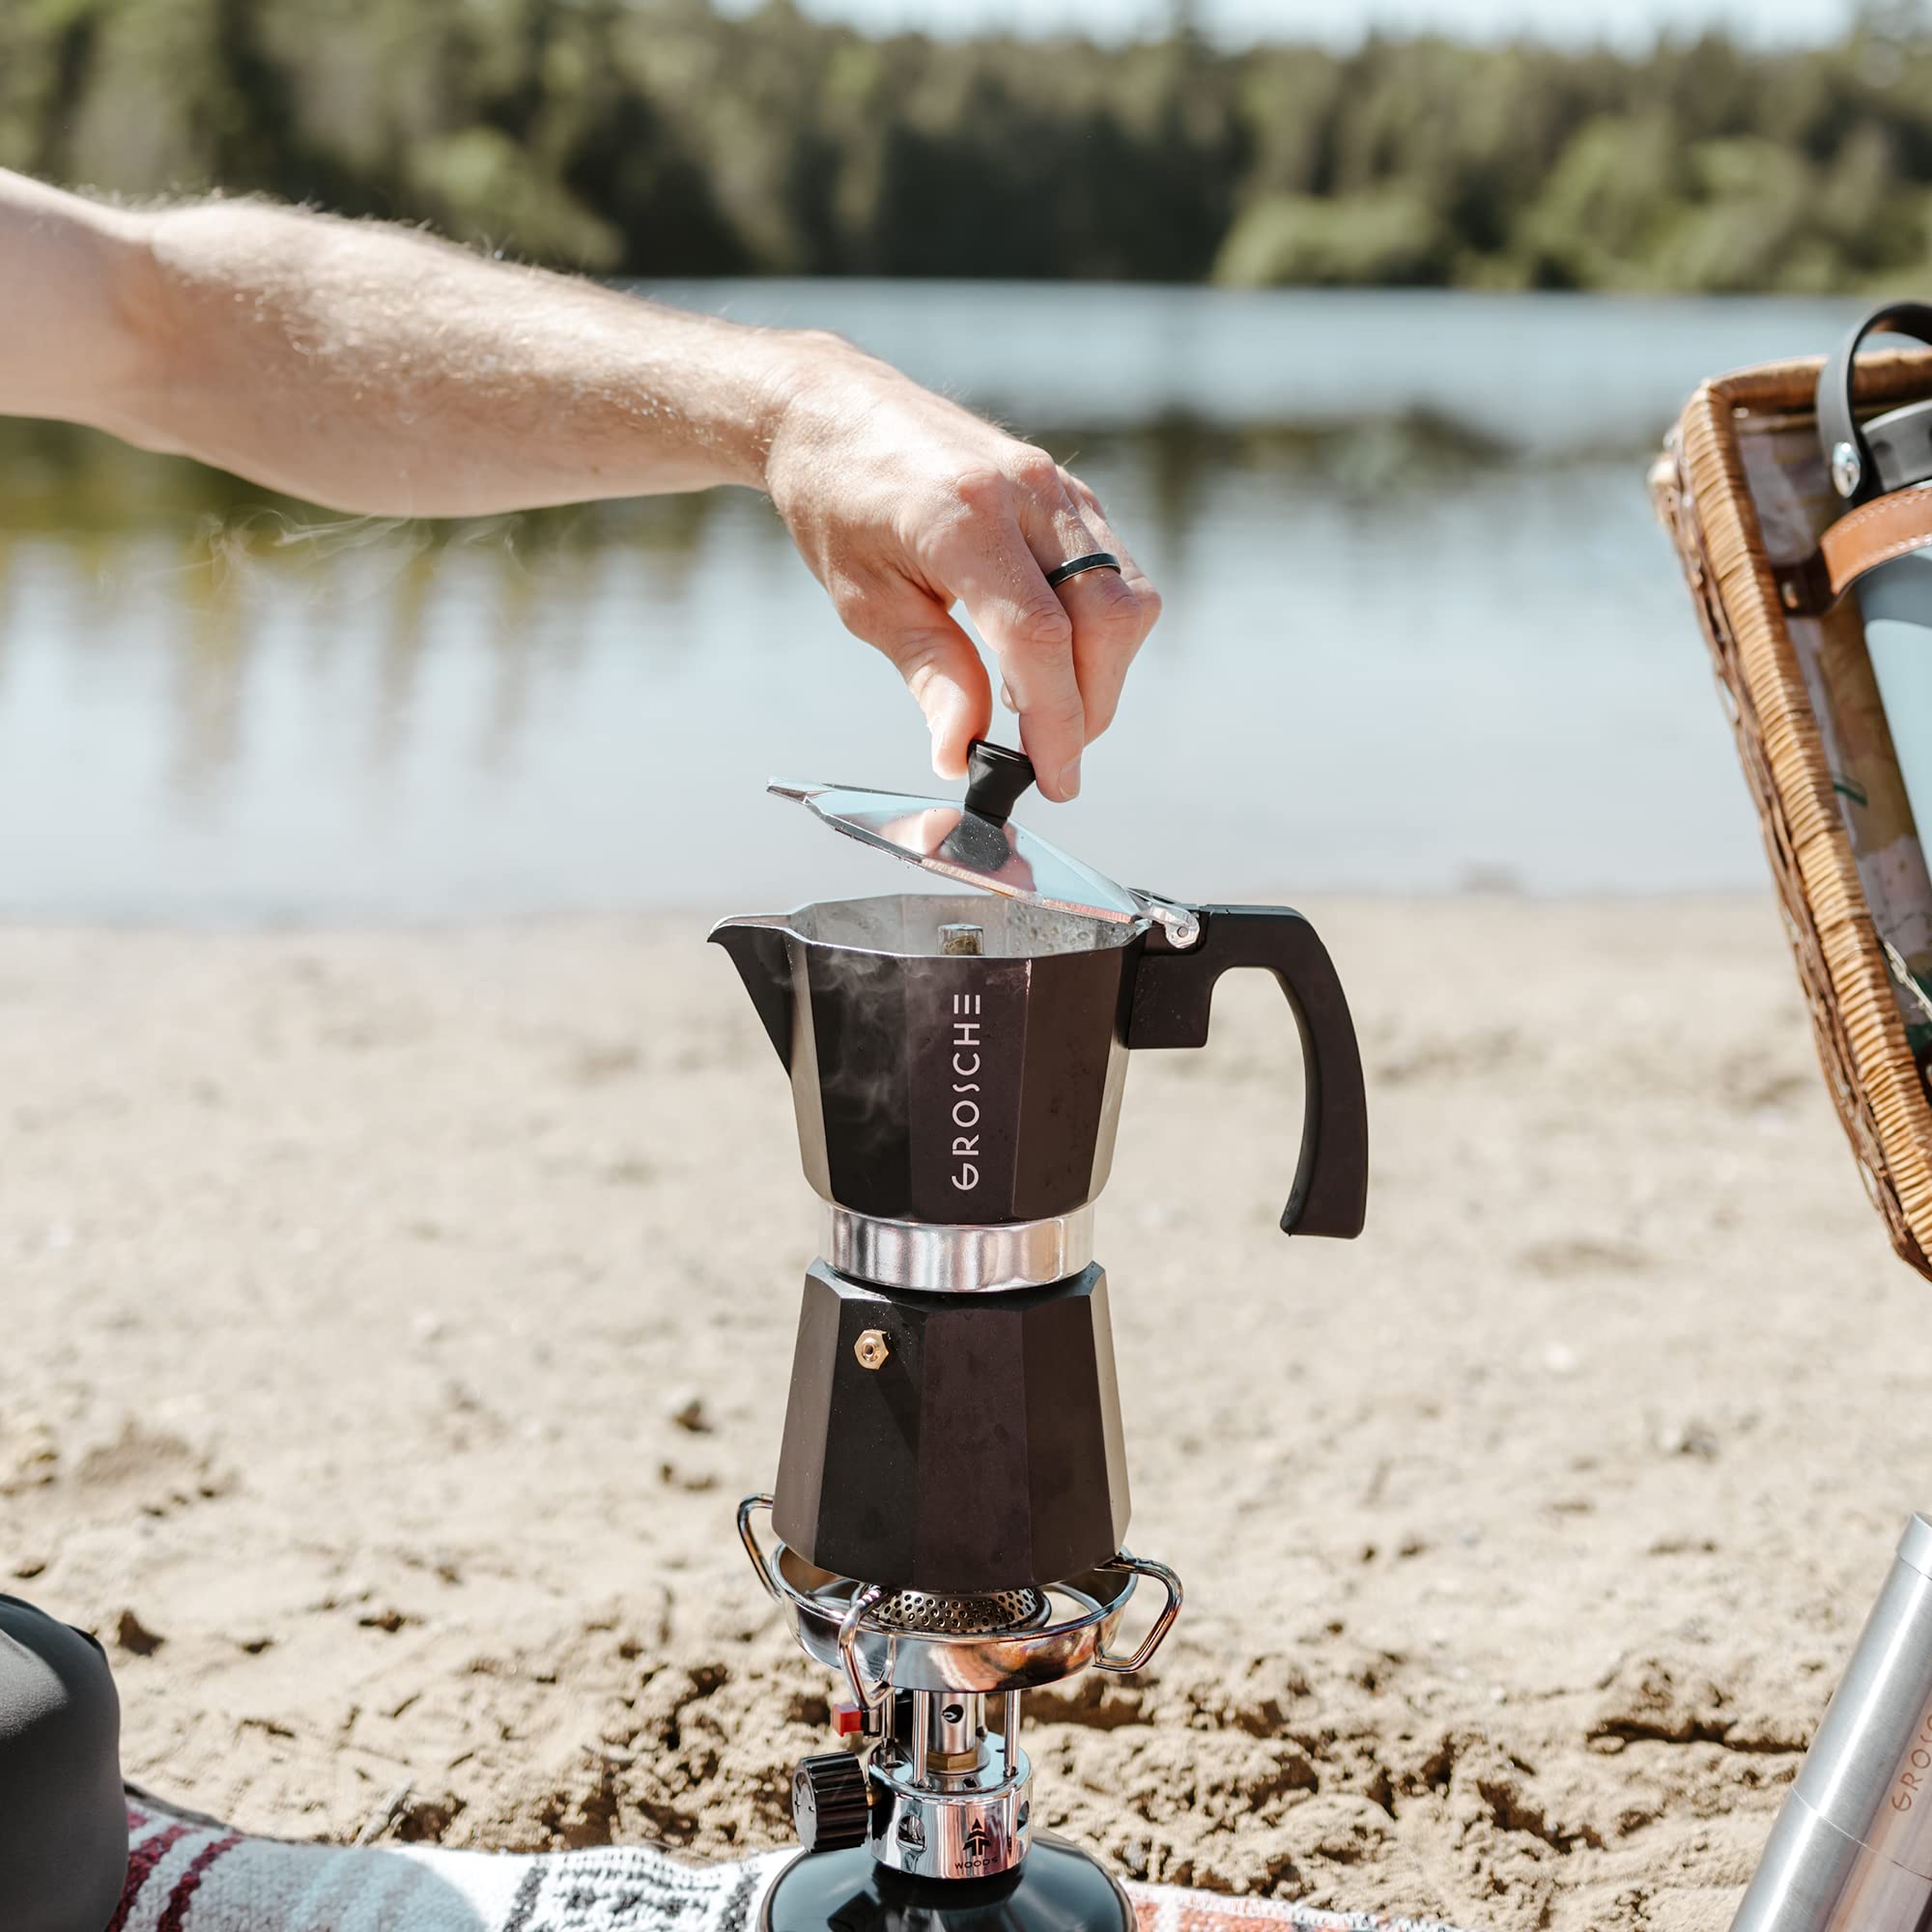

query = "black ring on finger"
[[1045, 551, 1122, 589]]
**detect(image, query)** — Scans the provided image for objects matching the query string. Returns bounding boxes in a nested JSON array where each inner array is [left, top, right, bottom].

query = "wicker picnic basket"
[[1653, 351, 1932, 1280]]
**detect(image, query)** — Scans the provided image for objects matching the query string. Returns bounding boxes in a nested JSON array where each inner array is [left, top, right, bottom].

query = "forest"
[[3, 0, 1931, 292]]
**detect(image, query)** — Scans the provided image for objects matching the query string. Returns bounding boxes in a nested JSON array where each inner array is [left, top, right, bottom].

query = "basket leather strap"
[[1817, 485, 1932, 601]]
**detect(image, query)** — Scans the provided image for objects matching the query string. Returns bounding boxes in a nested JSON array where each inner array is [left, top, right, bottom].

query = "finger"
[[838, 577, 992, 780], [930, 504, 1087, 802], [1009, 475, 1148, 760], [1065, 473, 1158, 603], [1059, 473, 1162, 740]]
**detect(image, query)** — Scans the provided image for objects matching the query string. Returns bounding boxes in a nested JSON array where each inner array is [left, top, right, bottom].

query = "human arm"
[[0, 172, 1160, 797]]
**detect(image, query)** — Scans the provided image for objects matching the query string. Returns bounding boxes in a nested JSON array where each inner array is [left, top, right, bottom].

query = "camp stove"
[[716, 743, 1370, 1932], [737, 1509, 1179, 1898]]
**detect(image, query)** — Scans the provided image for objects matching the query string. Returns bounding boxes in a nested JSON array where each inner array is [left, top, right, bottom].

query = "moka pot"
[[711, 740, 1369, 1593]]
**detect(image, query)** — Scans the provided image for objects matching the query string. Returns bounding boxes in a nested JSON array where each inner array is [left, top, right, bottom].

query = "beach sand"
[[0, 896, 1920, 1932]]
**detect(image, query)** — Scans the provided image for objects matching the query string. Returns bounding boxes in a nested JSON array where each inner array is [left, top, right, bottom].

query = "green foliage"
[[409, 126, 622, 267], [10, 0, 1932, 290], [1216, 190, 1448, 287], [1512, 115, 1689, 290]]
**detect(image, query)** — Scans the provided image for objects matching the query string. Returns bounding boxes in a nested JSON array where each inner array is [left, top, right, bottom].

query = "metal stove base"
[[760, 1834, 1134, 1932]]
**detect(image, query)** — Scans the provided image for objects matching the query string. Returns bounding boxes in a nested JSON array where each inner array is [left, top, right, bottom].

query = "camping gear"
[[1652, 334, 1932, 1280], [713, 741, 1369, 1932], [1729, 1514, 1932, 1931]]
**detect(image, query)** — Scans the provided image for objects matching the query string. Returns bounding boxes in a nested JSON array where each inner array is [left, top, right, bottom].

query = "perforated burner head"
[[869, 1586, 1049, 1635]]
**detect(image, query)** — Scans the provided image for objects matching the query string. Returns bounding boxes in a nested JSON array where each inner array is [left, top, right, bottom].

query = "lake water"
[[0, 284, 1869, 923]]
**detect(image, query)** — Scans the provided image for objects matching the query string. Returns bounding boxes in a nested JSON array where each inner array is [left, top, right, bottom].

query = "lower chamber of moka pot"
[[761, 1835, 1134, 1932]]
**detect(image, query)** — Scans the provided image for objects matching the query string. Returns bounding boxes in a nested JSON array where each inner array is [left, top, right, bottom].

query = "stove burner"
[[869, 1586, 1048, 1635]]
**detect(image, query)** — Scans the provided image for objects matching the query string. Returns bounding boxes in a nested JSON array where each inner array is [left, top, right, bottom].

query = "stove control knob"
[[791, 1751, 870, 1853]]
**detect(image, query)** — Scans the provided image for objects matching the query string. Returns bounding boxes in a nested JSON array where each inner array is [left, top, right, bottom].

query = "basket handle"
[[1817, 301, 1932, 505]]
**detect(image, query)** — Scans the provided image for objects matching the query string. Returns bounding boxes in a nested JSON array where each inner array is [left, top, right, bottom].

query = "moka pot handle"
[[1126, 905, 1368, 1238]]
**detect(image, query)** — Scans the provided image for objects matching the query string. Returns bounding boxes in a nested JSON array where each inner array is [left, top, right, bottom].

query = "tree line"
[[4, 0, 1931, 292]]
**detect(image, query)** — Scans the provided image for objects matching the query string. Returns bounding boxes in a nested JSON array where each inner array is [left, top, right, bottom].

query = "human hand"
[[762, 332, 1160, 802]]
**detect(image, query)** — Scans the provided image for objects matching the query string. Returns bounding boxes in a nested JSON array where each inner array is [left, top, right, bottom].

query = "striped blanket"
[[115, 1795, 1480, 1932]]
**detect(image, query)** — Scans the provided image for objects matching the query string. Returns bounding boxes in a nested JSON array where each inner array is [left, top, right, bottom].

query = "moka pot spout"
[[707, 914, 796, 1068]]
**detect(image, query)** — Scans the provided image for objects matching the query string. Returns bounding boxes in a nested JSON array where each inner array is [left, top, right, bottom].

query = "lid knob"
[[963, 741, 1037, 827]]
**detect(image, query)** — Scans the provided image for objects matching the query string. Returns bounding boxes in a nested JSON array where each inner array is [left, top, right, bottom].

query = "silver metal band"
[[825, 1206, 1094, 1293], [867, 1735, 1034, 1878]]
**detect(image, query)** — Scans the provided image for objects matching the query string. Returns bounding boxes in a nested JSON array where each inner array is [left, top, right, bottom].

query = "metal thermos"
[[1732, 1514, 1932, 1930]]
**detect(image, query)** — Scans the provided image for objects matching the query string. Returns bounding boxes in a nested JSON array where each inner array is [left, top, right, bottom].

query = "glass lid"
[[770, 740, 1148, 928]]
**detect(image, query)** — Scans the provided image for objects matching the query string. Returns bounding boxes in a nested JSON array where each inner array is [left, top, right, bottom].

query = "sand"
[[1, 895, 1922, 1932]]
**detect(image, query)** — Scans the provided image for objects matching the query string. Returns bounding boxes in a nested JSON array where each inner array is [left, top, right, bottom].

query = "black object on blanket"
[[0, 1593, 130, 1932]]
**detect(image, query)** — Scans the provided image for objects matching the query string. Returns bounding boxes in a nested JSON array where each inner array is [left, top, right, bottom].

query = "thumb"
[[864, 599, 993, 781]]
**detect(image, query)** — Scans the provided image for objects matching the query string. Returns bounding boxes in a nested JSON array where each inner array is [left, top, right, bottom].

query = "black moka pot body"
[[712, 887, 1370, 1594], [710, 890, 1369, 1240]]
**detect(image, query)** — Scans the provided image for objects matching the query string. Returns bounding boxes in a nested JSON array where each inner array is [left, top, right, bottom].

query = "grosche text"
[[951, 993, 982, 1192]]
